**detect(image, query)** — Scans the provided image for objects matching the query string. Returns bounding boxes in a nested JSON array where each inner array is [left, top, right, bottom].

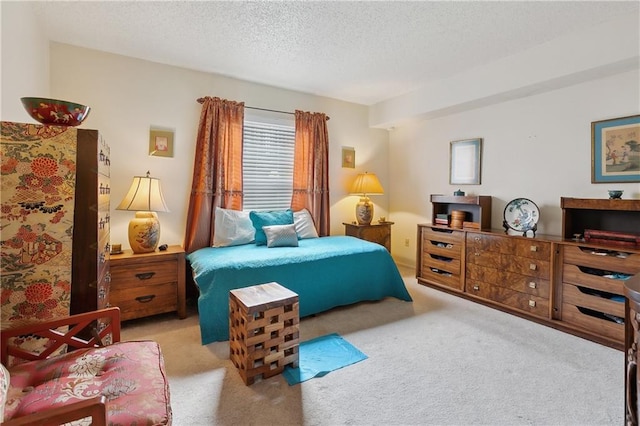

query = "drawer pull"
[[529, 263, 537, 271], [472, 285, 480, 291], [135, 295, 156, 303], [528, 281, 536, 289], [475, 252, 480, 256], [530, 245, 538, 252], [529, 300, 536, 308], [135, 272, 156, 280], [474, 236, 480, 241]]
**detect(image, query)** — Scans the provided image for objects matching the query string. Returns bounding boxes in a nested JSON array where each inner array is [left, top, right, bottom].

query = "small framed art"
[[591, 114, 640, 183], [342, 146, 355, 168], [149, 129, 174, 158], [450, 138, 482, 185]]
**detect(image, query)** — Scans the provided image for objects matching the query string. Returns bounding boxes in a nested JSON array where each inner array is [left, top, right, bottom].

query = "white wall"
[[370, 13, 639, 129], [389, 70, 640, 267], [46, 44, 390, 251], [1, 2, 50, 120]]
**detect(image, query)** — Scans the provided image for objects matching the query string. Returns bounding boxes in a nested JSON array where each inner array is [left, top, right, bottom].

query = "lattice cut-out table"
[[229, 282, 299, 385]]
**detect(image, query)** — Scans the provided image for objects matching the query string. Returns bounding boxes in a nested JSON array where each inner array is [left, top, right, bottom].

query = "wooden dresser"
[[109, 245, 186, 321], [417, 195, 640, 350]]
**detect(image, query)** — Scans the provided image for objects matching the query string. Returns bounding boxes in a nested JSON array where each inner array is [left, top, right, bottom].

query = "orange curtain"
[[183, 97, 244, 253], [291, 110, 330, 236]]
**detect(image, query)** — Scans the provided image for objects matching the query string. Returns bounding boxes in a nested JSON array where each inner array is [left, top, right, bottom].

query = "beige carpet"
[[121, 267, 623, 425]]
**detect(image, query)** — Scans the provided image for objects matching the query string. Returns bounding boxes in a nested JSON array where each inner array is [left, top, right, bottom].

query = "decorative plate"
[[503, 198, 540, 232]]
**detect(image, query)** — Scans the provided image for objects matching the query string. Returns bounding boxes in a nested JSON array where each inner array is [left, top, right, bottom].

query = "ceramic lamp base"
[[355, 197, 374, 225], [128, 211, 160, 254]]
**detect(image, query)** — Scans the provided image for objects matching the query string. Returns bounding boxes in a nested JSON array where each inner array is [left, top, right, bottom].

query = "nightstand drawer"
[[110, 260, 177, 287], [108, 245, 186, 320], [110, 281, 178, 321]]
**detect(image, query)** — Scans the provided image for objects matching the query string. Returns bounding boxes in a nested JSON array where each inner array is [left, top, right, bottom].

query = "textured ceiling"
[[30, 1, 639, 106]]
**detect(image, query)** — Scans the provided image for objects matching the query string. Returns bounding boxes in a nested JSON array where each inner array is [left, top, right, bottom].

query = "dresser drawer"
[[466, 280, 549, 319], [502, 254, 550, 279], [110, 281, 178, 321], [562, 282, 625, 319], [419, 266, 463, 291], [467, 264, 550, 298], [561, 302, 624, 343], [422, 253, 461, 275], [562, 245, 640, 274], [466, 233, 512, 253], [466, 249, 501, 268], [422, 238, 462, 260], [512, 239, 551, 260], [110, 260, 178, 287], [422, 227, 464, 245], [562, 263, 627, 294]]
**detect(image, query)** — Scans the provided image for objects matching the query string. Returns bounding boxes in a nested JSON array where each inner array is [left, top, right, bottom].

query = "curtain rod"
[[196, 98, 329, 120]]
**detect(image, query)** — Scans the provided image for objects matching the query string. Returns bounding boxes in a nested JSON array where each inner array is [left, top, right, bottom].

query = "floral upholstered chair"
[[0, 307, 172, 425]]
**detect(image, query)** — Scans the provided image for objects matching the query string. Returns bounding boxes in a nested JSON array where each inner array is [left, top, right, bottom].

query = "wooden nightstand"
[[108, 245, 186, 321], [343, 222, 394, 252]]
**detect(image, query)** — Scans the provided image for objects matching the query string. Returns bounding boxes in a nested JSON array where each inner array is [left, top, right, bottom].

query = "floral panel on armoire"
[[1, 123, 77, 329]]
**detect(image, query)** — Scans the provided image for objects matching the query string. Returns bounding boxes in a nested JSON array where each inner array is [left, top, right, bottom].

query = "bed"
[[187, 211, 412, 344]]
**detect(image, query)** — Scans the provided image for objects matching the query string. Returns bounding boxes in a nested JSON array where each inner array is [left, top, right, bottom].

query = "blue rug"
[[283, 333, 367, 385]]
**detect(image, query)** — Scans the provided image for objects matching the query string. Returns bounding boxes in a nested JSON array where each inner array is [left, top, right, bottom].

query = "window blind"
[[242, 120, 295, 211]]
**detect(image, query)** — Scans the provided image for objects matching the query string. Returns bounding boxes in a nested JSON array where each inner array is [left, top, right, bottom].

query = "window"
[[242, 119, 295, 211]]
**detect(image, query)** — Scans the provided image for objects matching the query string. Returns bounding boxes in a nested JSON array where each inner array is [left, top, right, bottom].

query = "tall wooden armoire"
[[0, 122, 110, 345]]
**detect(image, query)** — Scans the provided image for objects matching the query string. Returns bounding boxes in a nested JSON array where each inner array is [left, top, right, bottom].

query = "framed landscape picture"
[[450, 138, 482, 185], [591, 114, 640, 183]]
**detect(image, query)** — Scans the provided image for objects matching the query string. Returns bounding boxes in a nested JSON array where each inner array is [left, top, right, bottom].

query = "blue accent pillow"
[[249, 209, 294, 245]]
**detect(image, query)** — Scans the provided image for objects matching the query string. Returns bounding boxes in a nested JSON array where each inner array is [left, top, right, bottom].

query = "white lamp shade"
[[350, 172, 384, 196], [116, 172, 169, 212]]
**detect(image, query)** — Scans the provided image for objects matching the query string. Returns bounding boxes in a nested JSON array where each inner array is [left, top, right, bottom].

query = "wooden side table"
[[343, 221, 394, 252], [108, 245, 186, 321], [229, 282, 299, 385]]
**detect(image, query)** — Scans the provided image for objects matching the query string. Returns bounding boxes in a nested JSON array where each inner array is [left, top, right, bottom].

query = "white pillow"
[[294, 209, 319, 239], [212, 207, 255, 247], [263, 223, 299, 248]]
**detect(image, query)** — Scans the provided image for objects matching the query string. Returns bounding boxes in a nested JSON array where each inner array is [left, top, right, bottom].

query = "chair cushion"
[[4, 340, 172, 425], [0, 363, 9, 422]]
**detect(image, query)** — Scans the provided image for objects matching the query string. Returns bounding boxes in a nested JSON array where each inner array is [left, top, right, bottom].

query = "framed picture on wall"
[[342, 146, 355, 168], [450, 138, 482, 185], [149, 129, 174, 158], [591, 114, 640, 183]]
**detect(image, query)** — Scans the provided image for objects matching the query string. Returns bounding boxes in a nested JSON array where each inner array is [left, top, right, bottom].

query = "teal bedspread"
[[187, 236, 412, 344]]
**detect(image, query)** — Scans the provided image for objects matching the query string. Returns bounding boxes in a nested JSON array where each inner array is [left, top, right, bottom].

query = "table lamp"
[[350, 172, 384, 225], [116, 171, 169, 253]]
